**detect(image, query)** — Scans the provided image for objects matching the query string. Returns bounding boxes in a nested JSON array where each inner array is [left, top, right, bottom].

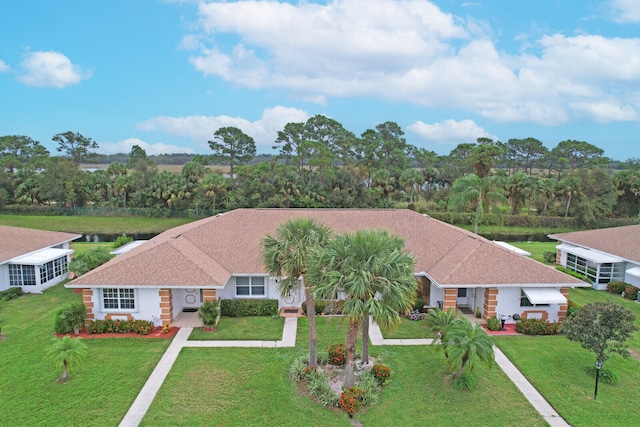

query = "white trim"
[[556, 244, 623, 264], [234, 276, 266, 298], [100, 288, 138, 312], [10, 248, 73, 265]]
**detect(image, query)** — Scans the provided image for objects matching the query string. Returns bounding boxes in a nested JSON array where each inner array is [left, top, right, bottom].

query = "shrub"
[[70, 247, 114, 277], [585, 364, 619, 385], [623, 285, 639, 300], [327, 344, 346, 366], [406, 309, 424, 321], [452, 372, 477, 390], [486, 316, 501, 331], [412, 297, 425, 311], [289, 356, 308, 382], [607, 281, 627, 295], [112, 235, 133, 249], [54, 302, 86, 334], [220, 299, 279, 317], [307, 371, 339, 407], [556, 266, 590, 282], [371, 363, 391, 385], [339, 387, 365, 416], [198, 299, 221, 329], [515, 318, 561, 335], [543, 251, 557, 263], [357, 372, 381, 406], [0, 287, 24, 302], [567, 300, 582, 318], [302, 300, 327, 315], [85, 319, 154, 335]]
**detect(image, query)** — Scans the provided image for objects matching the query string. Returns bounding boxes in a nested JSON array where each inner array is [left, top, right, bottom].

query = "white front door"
[[184, 288, 202, 307]]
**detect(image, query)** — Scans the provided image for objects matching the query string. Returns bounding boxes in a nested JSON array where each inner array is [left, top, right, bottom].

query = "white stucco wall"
[[93, 287, 162, 326], [0, 264, 8, 292], [215, 276, 301, 309], [428, 286, 445, 308], [495, 287, 562, 323]]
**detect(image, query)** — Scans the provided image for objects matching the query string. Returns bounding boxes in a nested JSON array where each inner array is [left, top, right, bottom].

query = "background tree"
[[209, 127, 256, 179], [309, 229, 416, 387], [562, 302, 637, 369], [53, 131, 99, 164], [448, 174, 508, 234], [261, 217, 332, 368], [0, 135, 49, 173], [44, 336, 88, 382]]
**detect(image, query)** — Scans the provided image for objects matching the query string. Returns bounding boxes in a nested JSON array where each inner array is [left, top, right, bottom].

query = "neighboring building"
[[0, 226, 81, 293], [550, 224, 640, 290], [67, 209, 585, 326]]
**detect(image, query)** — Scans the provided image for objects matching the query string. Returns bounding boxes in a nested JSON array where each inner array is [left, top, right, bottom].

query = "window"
[[235, 276, 265, 297], [457, 288, 467, 298], [9, 265, 36, 286], [103, 288, 136, 310], [520, 290, 548, 307], [566, 252, 624, 285]]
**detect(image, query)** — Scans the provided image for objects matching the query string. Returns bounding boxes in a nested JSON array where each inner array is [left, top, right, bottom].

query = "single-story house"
[[550, 224, 640, 291], [0, 225, 81, 293], [67, 209, 584, 326]]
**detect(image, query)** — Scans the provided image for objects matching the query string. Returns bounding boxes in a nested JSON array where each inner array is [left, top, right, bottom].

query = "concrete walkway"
[[120, 317, 569, 427]]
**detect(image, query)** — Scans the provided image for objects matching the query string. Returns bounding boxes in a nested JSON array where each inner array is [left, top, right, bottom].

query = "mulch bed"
[[481, 323, 519, 335], [55, 326, 180, 339]]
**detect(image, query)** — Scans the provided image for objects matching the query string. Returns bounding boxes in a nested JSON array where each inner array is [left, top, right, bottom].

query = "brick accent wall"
[[443, 288, 457, 311], [203, 289, 217, 302], [82, 288, 94, 325], [556, 240, 562, 264], [558, 287, 570, 321], [160, 289, 173, 326], [521, 310, 548, 320], [483, 288, 498, 320]]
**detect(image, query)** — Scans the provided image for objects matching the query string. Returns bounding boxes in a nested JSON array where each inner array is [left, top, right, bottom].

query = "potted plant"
[[474, 306, 482, 318], [198, 298, 221, 331]]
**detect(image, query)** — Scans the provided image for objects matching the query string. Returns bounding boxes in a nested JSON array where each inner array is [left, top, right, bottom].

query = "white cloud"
[[407, 119, 497, 147], [98, 138, 194, 156], [18, 51, 91, 88], [180, 0, 640, 126], [0, 60, 9, 73], [136, 106, 309, 150], [609, 0, 640, 23]]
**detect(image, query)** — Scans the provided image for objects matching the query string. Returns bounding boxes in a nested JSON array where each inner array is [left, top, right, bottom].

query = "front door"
[[184, 288, 202, 307], [456, 288, 469, 307]]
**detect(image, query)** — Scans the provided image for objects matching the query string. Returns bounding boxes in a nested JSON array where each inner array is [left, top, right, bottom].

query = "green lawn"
[[0, 214, 193, 234], [145, 319, 544, 426], [381, 318, 434, 339], [508, 241, 557, 264], [188, 316, 285, 341], [495, 287, 640, 426], [72, 241, 114, 256], [0, 283, 171, 426]]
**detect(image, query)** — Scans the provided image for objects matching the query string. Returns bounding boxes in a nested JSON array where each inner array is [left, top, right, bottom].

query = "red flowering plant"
[[371, 363, 391, 385], [339, 387, 365, 417], [328, 344, 346, 366]]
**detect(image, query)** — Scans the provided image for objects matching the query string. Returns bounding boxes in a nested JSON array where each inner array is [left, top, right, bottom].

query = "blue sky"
[[1, 0, 639, 160]]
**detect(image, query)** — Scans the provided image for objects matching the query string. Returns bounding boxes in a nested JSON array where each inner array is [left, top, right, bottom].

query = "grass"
[[0, 283, 171, 426], [495, 287, 640, 426], [188, 316, 285, 341], [145, 318, 544, 426], [0, 214, 193, 234], [508, 241, 557, 264], [72, 241, 114, 256], [381, 318, 434, 339]]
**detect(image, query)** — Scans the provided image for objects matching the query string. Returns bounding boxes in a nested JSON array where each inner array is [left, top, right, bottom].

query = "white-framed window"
[[235, 276, 265, 297], [9, 264, 36, 286], [102, 288, 136, 310]]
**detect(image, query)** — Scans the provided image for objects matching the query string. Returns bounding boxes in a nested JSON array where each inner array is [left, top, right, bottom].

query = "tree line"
[[1, 116, 640, 228]]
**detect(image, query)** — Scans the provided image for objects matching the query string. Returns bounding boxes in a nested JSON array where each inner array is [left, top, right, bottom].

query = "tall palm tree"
[[261, 217, 331, 368], [44, 336, 88, 382], [448, 173, 508, 234], [444, 318, 494, 377], [309, 229, 416, 388]]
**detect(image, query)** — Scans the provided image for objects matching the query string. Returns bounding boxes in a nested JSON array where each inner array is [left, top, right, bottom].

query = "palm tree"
[[44, 336, 88, 382], [448, 174, 508, 234], [261, 217, 331, 368], [309, 229, 416, 388], [425, 308, 461, 359], [444, 318, 494, 377]]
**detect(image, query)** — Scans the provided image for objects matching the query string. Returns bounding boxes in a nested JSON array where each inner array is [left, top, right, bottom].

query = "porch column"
[[556, 240, 562, 264], [160, 289, 173, 326], [443, 288, 457, 311], [558, 287, 570, 321], [83, 288, 94, 325], [483, 288, 498, 321], [203, 289, 217, 302]]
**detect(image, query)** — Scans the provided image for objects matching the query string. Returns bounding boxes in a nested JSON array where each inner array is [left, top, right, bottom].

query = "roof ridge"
[[168, 236, 230, 285]]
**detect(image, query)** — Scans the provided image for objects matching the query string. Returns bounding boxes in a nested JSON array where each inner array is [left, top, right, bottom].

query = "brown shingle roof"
[[0, 225, 81, 264], [70, 209, 582, 288], [550, 224, 640, 264]]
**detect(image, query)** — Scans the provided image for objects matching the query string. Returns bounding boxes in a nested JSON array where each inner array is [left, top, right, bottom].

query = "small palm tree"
[[444, 318, 494, 377], [309, 229, 416, 388], [44, 336, 88, 382], [261, 217, 332, 368], [425, 308, 461, 359], [448, 174, 508, 234]]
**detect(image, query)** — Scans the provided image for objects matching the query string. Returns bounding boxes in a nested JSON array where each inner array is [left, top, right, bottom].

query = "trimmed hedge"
[[0, 287, 24, 302], [515, 318, 561, 335], [607, 281, 639, 300], [220, 299, 279, 317], [86, 319, 154, 335], [556, 266, 590, 282]]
